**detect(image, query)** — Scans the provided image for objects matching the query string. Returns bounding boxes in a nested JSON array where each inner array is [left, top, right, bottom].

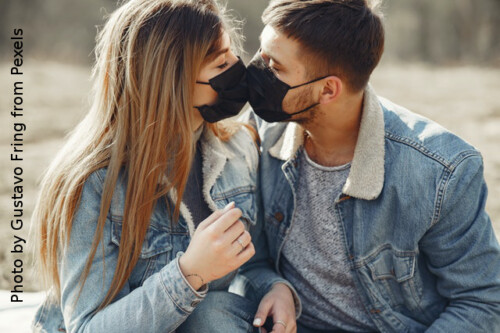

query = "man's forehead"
[[260, 25, 280, 44], [259, 25, 300, 66]]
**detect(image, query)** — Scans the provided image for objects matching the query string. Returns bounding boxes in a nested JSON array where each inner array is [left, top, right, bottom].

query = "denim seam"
[[92, 168, 107, 193], [384, 132, 451, 168], [353, 244, 418, 269], [408, 277, 428, 322], [139, 258, 155, 286], [430, 167, 451, 229], [211, 185, 256, 201], [110, 217, 173, 258], [431, 153, 480, 228], [159, 268, 190, 315], [32, 297, 50, 329], [167, 317, 189, 333]]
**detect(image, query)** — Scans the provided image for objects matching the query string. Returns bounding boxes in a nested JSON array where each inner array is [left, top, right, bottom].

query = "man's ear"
[[318, 76, 342, 105]]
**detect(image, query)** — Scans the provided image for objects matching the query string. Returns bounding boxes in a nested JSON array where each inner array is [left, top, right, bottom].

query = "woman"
[[30, 0, 259, 331]]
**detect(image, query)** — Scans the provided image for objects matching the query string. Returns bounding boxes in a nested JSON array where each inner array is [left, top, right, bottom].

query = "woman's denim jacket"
[[31, 125, 283, 332], [240, 85, 500, 333]]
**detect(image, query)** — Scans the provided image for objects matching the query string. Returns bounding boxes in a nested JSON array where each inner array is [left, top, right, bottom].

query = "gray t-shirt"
[[280, 147, 377, 332]]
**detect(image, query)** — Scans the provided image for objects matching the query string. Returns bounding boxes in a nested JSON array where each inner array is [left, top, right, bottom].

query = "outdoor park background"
[[0, 0, 499, 327]]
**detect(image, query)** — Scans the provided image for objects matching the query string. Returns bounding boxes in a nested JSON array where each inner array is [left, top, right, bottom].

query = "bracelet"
[[185, 273, 205, 286]]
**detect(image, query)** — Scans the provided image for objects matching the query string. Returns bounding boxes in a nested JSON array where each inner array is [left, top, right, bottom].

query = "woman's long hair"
[[31, 0, 243, 312]]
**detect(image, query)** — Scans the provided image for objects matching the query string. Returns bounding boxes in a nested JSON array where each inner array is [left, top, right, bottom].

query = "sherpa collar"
[[269, 84, 385, 201]]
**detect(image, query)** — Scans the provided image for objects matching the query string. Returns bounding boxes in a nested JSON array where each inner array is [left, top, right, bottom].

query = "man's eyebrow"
[[259, 32, 284, 67], [269, 53, 283, 67]]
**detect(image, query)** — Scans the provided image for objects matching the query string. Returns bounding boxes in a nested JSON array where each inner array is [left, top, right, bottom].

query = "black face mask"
[[195, 57, 248, 123], [247, 52, 329, 123]]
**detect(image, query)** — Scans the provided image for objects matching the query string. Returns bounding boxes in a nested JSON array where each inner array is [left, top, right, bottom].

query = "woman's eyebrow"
[[213, 47, 229, 59]]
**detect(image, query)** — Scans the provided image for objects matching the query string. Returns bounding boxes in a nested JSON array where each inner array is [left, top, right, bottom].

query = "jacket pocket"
[[212, 186, 257, 227], [110, 217, 173, 287], [110, 218, 173, 258], [365, 246, 422, 312]]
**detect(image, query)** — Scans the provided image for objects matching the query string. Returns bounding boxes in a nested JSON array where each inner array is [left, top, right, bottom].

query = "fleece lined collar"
[[269, 84, 385, 200], [168, 125, 235, 237]]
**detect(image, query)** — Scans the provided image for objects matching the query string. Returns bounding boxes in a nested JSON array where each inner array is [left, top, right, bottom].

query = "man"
[[238, 0, 500, 332]]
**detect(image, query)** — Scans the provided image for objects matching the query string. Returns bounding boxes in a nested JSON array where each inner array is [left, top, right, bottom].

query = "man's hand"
[[253, 283, 297, 333]]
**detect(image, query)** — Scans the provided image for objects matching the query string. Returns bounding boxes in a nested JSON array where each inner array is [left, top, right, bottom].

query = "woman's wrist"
[[178, 254, 206, 291]]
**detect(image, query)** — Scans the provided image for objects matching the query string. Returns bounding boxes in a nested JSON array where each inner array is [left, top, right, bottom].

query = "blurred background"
[[1, 0, 499, 295]]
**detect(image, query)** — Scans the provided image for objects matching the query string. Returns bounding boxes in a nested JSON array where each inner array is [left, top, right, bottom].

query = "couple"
[[31, 0, 500, 332]]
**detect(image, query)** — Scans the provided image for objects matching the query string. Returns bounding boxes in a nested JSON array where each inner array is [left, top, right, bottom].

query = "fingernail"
[[253, 318, 262, 326], [222, 201, 235, 213]]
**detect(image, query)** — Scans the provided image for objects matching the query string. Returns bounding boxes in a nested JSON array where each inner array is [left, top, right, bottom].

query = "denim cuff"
[[175, 252, 209, 297], [159, 252, 207, 314]]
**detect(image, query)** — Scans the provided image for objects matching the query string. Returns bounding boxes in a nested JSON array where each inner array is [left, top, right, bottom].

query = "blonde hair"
[[31, 0, 244, 312]]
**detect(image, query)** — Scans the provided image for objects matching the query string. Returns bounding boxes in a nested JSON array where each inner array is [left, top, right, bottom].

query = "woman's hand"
[[179, 202, 255, 290], [253, 283, 297, 333]]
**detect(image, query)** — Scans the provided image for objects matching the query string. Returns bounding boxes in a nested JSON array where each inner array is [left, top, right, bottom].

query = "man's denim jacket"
[[240, 85, 500, 332], [31, 125, 285, 333]]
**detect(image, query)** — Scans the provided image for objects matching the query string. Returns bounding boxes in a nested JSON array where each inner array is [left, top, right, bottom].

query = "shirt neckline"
[[302, 147, 351, 172]]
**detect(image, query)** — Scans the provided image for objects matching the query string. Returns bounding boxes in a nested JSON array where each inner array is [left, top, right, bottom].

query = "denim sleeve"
[[420, 153, 500, 332], [238, 164, 302, 319], [60, 171, 207, 333]]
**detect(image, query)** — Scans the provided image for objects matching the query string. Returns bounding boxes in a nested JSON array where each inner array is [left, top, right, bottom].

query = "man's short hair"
[[262, 0, 385, 92]]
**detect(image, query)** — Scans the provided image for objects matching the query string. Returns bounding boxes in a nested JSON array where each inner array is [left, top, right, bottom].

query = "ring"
[[236, 238, 245, 252], [275, 320, 287, 329]]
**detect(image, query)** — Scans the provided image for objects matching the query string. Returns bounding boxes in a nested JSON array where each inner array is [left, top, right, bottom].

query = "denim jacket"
[[240, 85, 500, 333], [32, 124, 271, 333]]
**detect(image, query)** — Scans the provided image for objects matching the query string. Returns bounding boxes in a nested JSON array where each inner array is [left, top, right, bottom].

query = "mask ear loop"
[[194, 81, 211, 110], [286, 76, 334, 116], [288, 102, 320, 117], [288, 75, 332, 90]]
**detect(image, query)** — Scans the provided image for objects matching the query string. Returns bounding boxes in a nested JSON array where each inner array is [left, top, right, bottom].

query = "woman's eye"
[[217, 61, 229, 69]]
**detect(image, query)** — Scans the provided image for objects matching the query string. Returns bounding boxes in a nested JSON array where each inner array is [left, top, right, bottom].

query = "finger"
[[271, 322, 286, 333], [253, 287, 272, 327], [223, 220, 246, 243], [209, 207, 242, 234], [236, 241, 255, 265], [271, 306, 292, 333], [197, 202, 234, 230], [229, 230, 252, 256], [236, 230, 251, 247]]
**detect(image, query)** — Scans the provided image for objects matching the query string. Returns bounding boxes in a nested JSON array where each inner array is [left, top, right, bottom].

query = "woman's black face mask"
[[195, 57, 248, 123], [247, 52, 330, 123]]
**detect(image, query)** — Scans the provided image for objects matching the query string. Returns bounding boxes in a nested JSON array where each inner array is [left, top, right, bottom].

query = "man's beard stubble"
[[282, 85, 322, 126]]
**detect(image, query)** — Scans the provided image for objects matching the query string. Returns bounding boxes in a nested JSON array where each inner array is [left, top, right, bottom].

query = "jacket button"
[[274, 212, 284, 222]]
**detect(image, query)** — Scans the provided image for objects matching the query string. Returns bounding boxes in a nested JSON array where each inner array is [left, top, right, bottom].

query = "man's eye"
[[217, 61, 229, 69]]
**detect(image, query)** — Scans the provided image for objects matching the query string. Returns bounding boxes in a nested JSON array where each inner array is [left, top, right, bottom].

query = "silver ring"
[[275, 320, 287, 329], [236, 238, 245, 252]]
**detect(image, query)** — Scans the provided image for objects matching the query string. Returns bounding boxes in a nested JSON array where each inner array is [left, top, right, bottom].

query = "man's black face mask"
[[246, 51, 330, 123], [195, 56, 248, 123]]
